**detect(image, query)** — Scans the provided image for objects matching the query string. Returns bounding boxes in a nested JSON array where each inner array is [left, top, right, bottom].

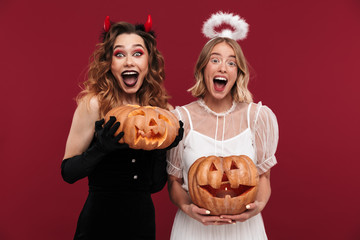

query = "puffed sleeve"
[[252, 103, 279, 174], [166, 107, 185, 178]]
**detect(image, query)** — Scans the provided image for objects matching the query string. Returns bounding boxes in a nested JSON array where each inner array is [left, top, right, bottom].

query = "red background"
[[1, 0, 360, 239]]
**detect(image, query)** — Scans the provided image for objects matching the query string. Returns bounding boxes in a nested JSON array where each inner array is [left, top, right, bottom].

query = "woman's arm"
[[61, 97, 103, 184], [61, 97, 126, 183], [168, 175, 232, 225], [252, 170, 271, 212], [63, 97, 100, 159], [168, 175, 191, 209]]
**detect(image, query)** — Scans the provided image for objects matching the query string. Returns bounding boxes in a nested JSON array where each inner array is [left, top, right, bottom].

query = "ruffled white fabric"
[[167, 101, 279, 177], [251, 104, 279, 174]]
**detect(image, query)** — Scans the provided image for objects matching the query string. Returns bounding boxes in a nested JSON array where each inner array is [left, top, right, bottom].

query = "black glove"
[[165, 120, 184, 150], [93, 116, 129, 153], [61, 117, 128, 184]]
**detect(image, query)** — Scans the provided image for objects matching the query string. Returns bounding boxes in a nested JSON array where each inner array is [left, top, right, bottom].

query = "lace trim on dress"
[[197, 99, 238, 155], [197, 99, 237, 116]]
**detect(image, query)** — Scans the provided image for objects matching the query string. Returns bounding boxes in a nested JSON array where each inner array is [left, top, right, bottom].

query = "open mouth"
[[213, 77, 227, 91], [121, 71, 139, 87]]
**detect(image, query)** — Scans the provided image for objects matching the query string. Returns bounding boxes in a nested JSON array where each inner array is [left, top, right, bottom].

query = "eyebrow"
[[210, 52, 236, 58], [113, 44, 145, 50]]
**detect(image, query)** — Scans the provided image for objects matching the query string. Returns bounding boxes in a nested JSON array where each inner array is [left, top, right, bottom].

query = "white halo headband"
[[202, 12, 249, 41]]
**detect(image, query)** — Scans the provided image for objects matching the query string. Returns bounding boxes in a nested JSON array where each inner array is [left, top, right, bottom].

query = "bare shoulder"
[[77, 95, 100, 117], [63, 96, 100, 159], [89, 95, 100, 111]]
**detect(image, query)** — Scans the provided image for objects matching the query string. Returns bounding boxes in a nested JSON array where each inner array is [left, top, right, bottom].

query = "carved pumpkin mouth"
[[200, 183, 254, 198], [135, 126, 167, 146], [200, 172, 255, 199]]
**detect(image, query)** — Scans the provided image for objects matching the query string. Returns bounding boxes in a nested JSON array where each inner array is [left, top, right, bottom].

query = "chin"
[[211, 91, 230, 101], [120, 82, 142, 94], [124, 88, 140, 95]]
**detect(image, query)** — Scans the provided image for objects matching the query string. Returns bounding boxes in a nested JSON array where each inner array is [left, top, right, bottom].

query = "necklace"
[[197, 99, 237, 117]]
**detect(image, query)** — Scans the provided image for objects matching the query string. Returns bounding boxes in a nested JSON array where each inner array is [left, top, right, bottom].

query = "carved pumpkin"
[[104, 105, 179, 150], [188, 155, 259, 215]]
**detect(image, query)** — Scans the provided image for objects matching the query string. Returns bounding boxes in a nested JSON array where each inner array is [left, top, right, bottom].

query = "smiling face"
[[111, 33, 149, 96], [203, 42, 238, 102]]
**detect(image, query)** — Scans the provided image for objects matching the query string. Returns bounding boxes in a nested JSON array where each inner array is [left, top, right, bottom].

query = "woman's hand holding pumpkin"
[[219, 200, 266, 223], [220, 170, 271, 223], [183, 203, 232, 225], [94, 116, 128, 153]]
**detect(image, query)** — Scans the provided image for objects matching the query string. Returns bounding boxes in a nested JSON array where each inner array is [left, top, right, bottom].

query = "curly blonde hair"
[[77, 22, 169, 117], [188, 37, 252, 103]]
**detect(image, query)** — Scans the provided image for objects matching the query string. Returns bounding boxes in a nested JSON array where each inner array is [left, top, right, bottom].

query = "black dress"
[[73, 147, 167, 240]]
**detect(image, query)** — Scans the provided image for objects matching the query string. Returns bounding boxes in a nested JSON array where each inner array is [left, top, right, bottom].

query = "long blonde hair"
[[188, 37, 252, 103], [77, 22, 169, 117]]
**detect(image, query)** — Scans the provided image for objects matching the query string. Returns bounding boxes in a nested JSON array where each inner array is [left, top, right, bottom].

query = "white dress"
[[167, 100, 279, 240]]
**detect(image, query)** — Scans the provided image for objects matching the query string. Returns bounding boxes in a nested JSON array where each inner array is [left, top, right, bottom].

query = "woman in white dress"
[[166, 12, 279, 240]]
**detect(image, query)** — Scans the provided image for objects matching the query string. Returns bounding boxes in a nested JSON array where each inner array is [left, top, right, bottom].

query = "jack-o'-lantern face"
[[188, 155, 259, 215], [104, 105, 179, 150]]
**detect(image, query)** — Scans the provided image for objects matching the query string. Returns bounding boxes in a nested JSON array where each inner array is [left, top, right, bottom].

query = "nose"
[[148, 118, 159, 134], [222, 173, 229, 182], [125, 56, 134, 66], [149, 118, 158, 127], [219, 61, 227, 73]]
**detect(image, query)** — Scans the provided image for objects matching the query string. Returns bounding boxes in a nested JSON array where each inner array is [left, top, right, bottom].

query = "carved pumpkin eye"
[[210, 163, 218, 171], [230, 161, 238, 170], [158, 114, 170, 124], [128, 110, 146, 117]]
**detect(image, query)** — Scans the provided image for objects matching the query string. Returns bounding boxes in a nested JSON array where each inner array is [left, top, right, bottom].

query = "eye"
[[114, 51, 125, 57], [133, 52, 143, 57], [210, 163, 218, 171], [133, 48, 144, 57], [128, 110, 146, 117], [158, 114, 170, 123], [210, 58, 220, 64], [230, 161, 239, 170], [227, 60, 237, 67]]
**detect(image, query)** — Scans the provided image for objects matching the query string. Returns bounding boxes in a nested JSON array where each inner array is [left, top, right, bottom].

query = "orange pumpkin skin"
[[188, 155, 259, 215], [104, 105, 179, 150]]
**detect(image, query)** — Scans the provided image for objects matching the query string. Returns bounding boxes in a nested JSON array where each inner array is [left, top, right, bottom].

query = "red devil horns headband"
[[104, 16, 111, 32], [103, 15, 152, 33], [144, 15, 152, 32]]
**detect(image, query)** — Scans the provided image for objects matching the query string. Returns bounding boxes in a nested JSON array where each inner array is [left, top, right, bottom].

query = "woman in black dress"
[[61, 16, 182, 239]]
